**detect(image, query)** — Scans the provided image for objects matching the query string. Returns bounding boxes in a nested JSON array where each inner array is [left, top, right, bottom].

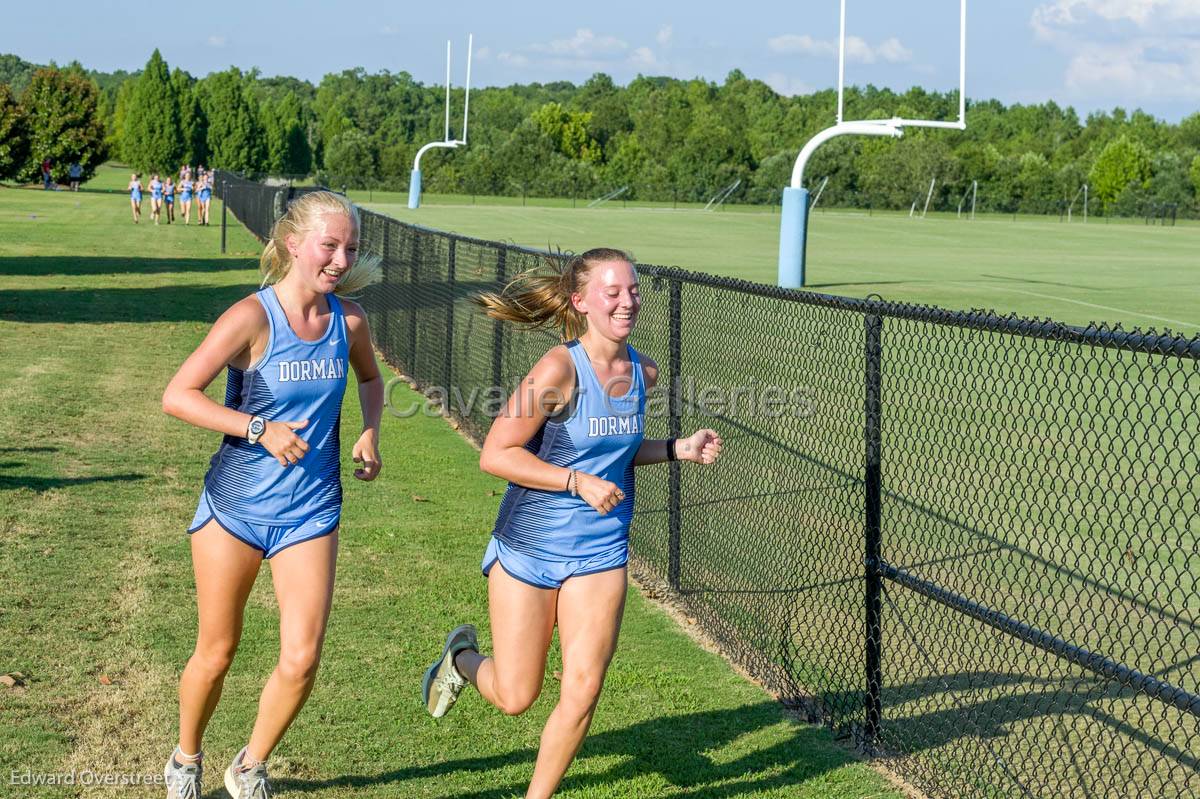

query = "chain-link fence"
[[216, 173, 1200, 799]]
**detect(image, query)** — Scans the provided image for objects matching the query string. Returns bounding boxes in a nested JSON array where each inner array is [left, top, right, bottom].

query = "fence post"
[[380, 222, 391, 350], [409, 230, 419, 370], [445, 238, 456, 393], [220, 181, 227, 253], [863, 312, 884, 753], [491, 248, 507, 404], [667, 278, 683, 591]]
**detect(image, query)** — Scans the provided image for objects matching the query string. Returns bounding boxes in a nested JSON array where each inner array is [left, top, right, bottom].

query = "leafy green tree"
[[107, 79, 135, 160], [531, 102, 600, 162], [321, 128, 376, 186], [1089, 134, 1151, 210], [1190, 154, 1200, 200], [19, 67, 106, 182], [1149, 151, 1194, 211], [200, 67, 267, 173], [121, 50, 182, 172], [0, 83, 28, 180]]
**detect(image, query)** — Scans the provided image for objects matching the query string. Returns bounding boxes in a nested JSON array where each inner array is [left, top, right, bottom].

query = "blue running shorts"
[[188, 490, 339, 558], [482, 535, 628, 590]]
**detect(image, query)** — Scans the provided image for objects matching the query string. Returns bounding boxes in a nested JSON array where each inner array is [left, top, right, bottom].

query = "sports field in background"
[[0, 179, 904, 796], [359, 192, 1200, 336]]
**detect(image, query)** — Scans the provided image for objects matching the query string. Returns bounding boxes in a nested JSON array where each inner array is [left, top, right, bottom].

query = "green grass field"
[[360, 192, 1200, 337], [0, 179, 904, 797]]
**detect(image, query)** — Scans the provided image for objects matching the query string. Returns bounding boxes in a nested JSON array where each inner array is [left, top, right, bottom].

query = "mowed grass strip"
[[0, 185, 903, 798]]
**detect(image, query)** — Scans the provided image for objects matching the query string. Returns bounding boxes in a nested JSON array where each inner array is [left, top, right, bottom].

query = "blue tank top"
[[492, 340, 646, 560], [151, 180, 162, 198], [203, 287, 349, 524], [181, 179, 193, 195]]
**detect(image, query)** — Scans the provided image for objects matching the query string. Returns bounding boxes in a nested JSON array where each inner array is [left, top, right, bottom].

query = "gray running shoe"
[[422, 624, 478, 718], [224, 747, 272, 799], [163, 749, 202, 799]]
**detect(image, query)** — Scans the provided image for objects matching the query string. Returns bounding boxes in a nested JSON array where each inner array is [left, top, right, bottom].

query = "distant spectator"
[[68, 163, 82, 192], [41, 159, 52, 190]]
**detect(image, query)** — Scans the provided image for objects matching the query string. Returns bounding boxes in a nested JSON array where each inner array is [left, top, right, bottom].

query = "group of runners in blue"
[[159, 189, 723, 799], [128, 164, 212, 225]]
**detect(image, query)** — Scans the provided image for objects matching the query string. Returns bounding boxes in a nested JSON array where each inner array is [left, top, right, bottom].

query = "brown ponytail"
[[473, 247, 632, 341]]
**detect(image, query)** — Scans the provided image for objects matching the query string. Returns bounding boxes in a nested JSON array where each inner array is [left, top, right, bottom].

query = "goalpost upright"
[[778, 0, 968, 287], [408, 34, 474, 210]]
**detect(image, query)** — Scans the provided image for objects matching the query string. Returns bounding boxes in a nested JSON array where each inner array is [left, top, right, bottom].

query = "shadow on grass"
[[273, 702, 859, 798], [0, 447, 145, 492], [0, 282, 258, 324], [0, 256, 253, 277], [0, 473, 147, 492]]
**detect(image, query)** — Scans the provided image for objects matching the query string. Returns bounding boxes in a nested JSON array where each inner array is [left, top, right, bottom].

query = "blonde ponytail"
[[259, 191, 382, 297], [473, 248, 633, 341]]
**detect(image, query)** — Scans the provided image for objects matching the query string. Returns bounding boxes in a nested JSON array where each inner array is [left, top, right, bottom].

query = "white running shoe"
[[224, 747, 272, 799], [422, 624, 478, 718], [163, 748, 202, 799]]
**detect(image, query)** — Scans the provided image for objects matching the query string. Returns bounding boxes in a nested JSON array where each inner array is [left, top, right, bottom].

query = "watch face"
[[250, 419, 265, 436]]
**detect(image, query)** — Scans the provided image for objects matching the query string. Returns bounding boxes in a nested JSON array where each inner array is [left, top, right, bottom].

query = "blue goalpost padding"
[[777, 187, 810, 288], [408, 169, 422, 209]]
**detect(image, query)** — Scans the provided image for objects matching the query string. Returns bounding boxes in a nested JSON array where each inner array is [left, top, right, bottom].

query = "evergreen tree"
[[201, 68, 267, 174], [122, 50, 182, 172], [261, 90, 311, 176], [19, 67, 106, 183], [173, 68, 208, 166]]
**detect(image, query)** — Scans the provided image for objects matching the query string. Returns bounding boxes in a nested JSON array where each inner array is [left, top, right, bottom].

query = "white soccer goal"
[[587, 186, 629, 208], [408, 34, 474, 209], [1067, 184, 1088, 223], [810, 176, 830, 209], [704, 179, 742, 211], [779, 0, 967, 286], [957, 180, 978, 220]]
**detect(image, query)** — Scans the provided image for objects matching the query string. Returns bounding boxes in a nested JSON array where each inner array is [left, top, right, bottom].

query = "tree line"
[[3, 50, 1200, 216]]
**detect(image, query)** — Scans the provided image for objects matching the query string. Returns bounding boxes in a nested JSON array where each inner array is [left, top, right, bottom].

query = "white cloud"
[[497, 28, 677, 73], [206, 35, 227, 48], [528, 28, 628, 58], [767, 33, 911, 63], [629, 46, 663, 71], [767, 34, 835, 57], [1033, 0, 1200, 36], [474, 46, 491, 61], [765, 72, 815, 97], [656, 25, 673, 46], [497, 52, 530, 67], [1032, 0, 1200, 99]]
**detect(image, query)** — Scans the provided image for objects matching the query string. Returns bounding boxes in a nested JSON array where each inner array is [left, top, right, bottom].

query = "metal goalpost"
[[778, 0, 967, 287], [408, 34, 474, 210]]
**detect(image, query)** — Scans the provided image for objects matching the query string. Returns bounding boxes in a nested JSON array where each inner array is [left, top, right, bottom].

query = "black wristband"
[[667, 438, 677, 462]]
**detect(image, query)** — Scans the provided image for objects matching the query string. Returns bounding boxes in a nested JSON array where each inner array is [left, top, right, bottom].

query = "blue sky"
[[5, 1, 1200, 122]]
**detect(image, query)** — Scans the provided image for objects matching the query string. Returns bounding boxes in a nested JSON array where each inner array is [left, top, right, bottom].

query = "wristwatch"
[[246, 416, 267, 445]]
